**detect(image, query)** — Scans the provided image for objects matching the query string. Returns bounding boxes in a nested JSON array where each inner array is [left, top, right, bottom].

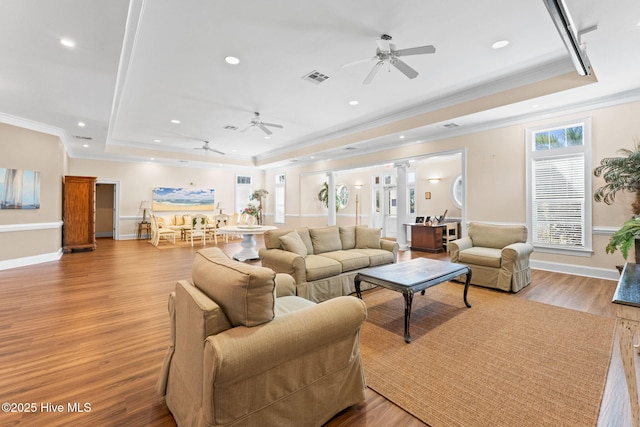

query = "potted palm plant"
[[593, 140, 640, 262], [318, 182, 340, 212]]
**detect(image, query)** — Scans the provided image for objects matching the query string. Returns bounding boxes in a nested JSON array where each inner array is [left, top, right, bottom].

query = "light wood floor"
[[0, 237, 631, 426]]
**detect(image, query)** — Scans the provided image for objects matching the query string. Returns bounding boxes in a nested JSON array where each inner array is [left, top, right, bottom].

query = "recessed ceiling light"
[[531, 104, 540, 109], [225, 56, 240, 65], [349, 100, 359, 106], [492, 40, 509, 49], [60, 38, 75, 48], [399, 135, 405, 139], [264, 136, 271, 140], [77, 121, 85, 127], [171, 119, 181, 124], [153, 139, 161, 142], [82, 144, 89, 148]]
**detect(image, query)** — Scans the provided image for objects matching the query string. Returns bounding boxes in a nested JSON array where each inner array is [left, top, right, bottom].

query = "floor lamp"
[[354, 184, 363, 225]]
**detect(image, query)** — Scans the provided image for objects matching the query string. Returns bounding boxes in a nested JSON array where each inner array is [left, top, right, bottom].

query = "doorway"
[[96, 182, 118, 239]]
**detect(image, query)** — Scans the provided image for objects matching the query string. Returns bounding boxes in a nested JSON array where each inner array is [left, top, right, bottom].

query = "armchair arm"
[[502, 242, 534, 262], [380, 239, 400, 262], [204, 296, 366, 383], [259, 248, 307, 284], [274, 273, 296, 297], [449, 237, 473, 262]]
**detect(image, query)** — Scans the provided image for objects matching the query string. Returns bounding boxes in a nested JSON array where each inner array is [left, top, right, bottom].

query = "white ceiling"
[[1, 0, 640, 170]]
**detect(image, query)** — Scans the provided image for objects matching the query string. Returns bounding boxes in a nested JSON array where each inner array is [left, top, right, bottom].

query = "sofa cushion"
[[339, 226, 356, 250], [355, 226, 381, 249], [468, 222, 527, 249], [304, 254, 342, 281], [174, 215, 185, 226], [295, 228, 314, 255], [191, 248, 275, 327], [459, 247, 502, 268], [309, 226, 342, 254], [352, 248, 395, 266], [318, 250, 370, 272], [274, 295, 316, 316], [279, 231, 308, 257]]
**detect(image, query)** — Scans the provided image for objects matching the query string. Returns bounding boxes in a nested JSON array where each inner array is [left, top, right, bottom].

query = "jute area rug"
[[359, 282, 616, 427]]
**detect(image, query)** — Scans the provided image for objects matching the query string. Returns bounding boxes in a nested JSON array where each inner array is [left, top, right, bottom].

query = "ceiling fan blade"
[[395, 45, 436, 56], [363, 61, 384, 84], [240, 125, 253, 133], [376, 38, 391, 52], [341, 57, 376, 68], [258, 124, 272, 135], [209, 148, 225, 155], [392, 59, 419, 79], [261, 122, 283, 129]]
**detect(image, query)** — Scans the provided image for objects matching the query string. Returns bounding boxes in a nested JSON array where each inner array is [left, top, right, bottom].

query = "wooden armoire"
[[62, 175, 97, 253]]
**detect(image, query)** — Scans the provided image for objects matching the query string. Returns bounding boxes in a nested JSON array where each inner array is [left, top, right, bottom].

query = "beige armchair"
[[449, 222, 534, 292], [157, 247, 367, 426]]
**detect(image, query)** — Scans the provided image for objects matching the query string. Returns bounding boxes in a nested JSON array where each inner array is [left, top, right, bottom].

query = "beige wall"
[[0, 123, 66, 264], [2, 100, 640, 277]]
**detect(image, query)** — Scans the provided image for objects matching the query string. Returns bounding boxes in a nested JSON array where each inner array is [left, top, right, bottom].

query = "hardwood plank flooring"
[[0, 237, 630, 426]]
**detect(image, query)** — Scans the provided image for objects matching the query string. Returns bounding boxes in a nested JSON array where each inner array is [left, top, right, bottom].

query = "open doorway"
[[96, 182, 118, 239]]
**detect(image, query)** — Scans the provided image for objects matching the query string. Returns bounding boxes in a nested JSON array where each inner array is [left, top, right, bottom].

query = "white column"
[[395, 162, 409, 250], [327, 172, 336, 226]]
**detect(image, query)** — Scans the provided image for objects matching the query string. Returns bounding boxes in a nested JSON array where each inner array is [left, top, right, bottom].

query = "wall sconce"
[[428, 178, 441, 183]]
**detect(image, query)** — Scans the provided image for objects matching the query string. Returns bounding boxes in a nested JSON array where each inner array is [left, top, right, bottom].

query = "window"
[[408, 171, 416, 214], [235, 175, 252, 213], [274, 174, 285, 223], [526, 119, 592, 255]]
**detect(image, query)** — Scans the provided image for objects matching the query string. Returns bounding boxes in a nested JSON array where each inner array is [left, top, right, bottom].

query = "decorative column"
[[327, 172, 336, 226], [395, 162, 409, 251]]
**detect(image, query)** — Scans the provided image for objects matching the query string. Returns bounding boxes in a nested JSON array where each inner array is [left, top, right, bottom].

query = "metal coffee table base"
[[354, 258, 472, 343]]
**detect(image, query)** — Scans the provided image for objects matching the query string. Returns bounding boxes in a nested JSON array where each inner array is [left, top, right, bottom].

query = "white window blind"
[[532, 155, 585, 247]]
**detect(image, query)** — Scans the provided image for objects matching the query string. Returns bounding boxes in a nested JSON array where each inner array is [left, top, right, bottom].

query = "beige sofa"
[[259, 225, 399, 303], [449, 222, 534, 292], [157, 247, 367, 427]]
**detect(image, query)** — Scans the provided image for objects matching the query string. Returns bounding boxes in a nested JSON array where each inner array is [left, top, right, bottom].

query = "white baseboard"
[[531, 260, 620, 281], [0, 249, 63, 271]]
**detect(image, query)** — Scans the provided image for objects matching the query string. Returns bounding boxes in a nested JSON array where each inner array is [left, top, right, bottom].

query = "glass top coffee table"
[[355, 258, 472, 343]]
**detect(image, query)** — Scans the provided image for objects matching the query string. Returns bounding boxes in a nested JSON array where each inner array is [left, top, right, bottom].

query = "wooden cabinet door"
[[63, 176, 96, 252]]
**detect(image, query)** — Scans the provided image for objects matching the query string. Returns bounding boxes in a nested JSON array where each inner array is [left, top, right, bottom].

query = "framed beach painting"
[[0, 168, 40, 209], [152, 187, 215, 211]]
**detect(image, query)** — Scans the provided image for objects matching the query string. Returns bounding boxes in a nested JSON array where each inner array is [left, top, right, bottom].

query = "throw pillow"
[[355, 226, 381, 249], [339, 226, 356, 250], [279, 231, 308, 256], [309, 226, 342, 254]]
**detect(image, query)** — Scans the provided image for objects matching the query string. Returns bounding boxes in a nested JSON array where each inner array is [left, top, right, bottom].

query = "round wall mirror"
[[336, 184, 350, 209]]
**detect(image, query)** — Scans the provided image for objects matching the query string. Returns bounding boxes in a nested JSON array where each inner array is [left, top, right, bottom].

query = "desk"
[[217, 225, 277, 261], [612, 262, 640, 427], [137, 221, 151, 239], [408, 224, 446, 253]]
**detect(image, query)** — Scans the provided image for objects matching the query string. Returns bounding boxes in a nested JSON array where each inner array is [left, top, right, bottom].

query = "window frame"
[[525, 118, 592, 256]]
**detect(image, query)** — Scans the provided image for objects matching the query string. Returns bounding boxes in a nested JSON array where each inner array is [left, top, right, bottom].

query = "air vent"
[[223, 125, 238, 131], [441, 122, 460, 129], [74, 135, 93, 140], [178, 160, 189, 163], [301, 70, 330, 84], [344, 147, 357, 151]]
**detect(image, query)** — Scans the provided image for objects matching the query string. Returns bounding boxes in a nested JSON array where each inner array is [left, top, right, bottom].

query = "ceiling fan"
[[348, 34, 436, 84], [240, 112, 283, 135], [194, 141, 225, 155]]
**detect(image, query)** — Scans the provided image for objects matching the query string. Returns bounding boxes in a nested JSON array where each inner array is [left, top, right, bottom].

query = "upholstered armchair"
[[157, 247, 367, 426], [449, 222, 534, 292]]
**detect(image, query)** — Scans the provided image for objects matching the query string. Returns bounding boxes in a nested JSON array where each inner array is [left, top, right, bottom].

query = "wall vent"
[[74, 135, 93, 140], [344, 147, 357, 151], [223, 125, 238, 131], [301, 70, 330, 84], [441, 122, 460, 129]]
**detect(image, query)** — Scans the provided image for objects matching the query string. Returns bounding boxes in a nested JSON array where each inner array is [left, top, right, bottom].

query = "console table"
[[612, 262, 640, 427]]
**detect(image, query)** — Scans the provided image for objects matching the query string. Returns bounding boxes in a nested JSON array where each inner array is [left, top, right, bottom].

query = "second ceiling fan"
[[240, 112, 283, 135]]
